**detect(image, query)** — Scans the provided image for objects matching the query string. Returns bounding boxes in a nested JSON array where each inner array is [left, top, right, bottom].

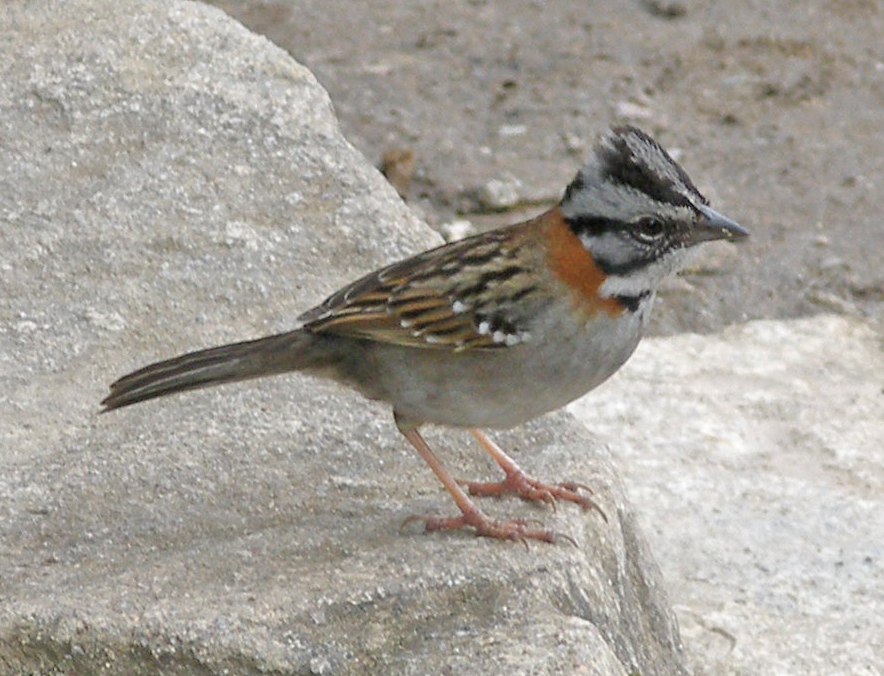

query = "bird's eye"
[[634, 216, 665, 241]]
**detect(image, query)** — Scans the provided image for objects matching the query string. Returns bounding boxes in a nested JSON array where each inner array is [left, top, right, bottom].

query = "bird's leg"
[[461, 429, 606, 521], [397, 423, 568, 544]]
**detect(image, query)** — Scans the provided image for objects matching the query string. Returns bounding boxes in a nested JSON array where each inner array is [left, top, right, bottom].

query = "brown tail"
[[101, 330, 316, 411]]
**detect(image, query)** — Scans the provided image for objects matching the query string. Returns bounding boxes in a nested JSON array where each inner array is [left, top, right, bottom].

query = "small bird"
[[102, 126, 748, 544]]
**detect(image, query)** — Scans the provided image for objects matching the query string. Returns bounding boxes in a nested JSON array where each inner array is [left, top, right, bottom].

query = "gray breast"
[[352, 300, 647, 429]]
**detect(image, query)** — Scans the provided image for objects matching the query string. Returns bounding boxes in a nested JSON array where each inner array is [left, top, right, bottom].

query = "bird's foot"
[[463, 429, 607, 521], [461, 470, 607, 521], [402, 508, 574, 546]]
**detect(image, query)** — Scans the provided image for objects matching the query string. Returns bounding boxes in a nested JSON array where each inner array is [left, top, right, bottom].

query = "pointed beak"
[[690, 204, 749, 245]]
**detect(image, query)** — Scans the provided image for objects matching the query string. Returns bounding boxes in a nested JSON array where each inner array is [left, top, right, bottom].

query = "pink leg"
[[398, 426, 572, 544], [462, 429, 606, 521]]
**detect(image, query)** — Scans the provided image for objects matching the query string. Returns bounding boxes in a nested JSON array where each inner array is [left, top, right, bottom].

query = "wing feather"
[[299, 221, 540, 350]]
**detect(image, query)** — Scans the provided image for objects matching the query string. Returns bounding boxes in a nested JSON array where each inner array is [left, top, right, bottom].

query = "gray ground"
[[211, 0, 884, 335], [569, 316, 884, 676]]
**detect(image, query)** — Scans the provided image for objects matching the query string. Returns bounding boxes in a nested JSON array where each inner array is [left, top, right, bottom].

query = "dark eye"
[[634, 216, 665, 241]]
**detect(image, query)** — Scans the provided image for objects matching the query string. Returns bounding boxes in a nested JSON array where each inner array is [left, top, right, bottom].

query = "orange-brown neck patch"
[[543, 207, 624, 317]]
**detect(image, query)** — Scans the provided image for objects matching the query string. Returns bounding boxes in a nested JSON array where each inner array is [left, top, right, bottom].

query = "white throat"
[[597, 246, 697, 298]]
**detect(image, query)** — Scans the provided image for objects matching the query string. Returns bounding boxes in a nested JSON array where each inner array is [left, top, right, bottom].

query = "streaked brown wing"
[[298, 223, 537, 351]]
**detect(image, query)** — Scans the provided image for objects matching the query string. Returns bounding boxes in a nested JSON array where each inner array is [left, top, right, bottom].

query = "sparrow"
[[102, 126, 748, 544]]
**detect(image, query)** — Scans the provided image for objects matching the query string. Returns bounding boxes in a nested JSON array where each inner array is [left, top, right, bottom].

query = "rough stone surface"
[[570, 316, 884, 676], [0, 2, 687, 675]]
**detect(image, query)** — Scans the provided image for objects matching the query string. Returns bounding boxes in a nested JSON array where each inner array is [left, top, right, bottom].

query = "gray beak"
[[691, 204, 749, 245]]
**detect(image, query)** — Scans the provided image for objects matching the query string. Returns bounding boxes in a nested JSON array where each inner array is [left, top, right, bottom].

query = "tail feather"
[[101, 330, 314, 411]]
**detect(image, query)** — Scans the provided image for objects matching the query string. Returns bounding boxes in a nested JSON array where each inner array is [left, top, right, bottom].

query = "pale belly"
[[340, 302, 647, 429]]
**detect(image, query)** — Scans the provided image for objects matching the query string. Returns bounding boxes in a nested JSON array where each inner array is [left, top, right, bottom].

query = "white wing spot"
[[478, 321, 491, 335], [452, 300, 467, 314]]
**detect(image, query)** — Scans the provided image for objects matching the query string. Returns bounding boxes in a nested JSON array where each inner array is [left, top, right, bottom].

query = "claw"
[[559, 481, 594, 494]]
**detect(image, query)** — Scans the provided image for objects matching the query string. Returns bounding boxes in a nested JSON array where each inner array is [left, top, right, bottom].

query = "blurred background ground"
[[208, 0, 884, 336]]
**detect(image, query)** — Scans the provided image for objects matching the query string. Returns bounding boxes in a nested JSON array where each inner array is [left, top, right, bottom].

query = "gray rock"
[[477, 175, 523, 211], [569, 315, 884, 675], [0, 1, 687, 674]]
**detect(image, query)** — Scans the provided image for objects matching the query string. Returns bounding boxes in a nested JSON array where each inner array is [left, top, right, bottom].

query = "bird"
[[102, 125, 748, 544]]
